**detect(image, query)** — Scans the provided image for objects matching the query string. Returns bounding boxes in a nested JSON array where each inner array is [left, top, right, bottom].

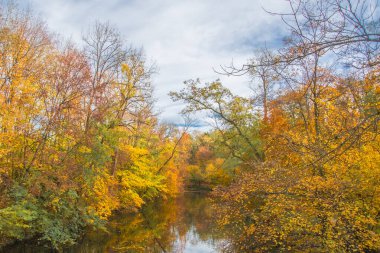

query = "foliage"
[[171, 1, 380, 251], [0, 2, 188, 250]]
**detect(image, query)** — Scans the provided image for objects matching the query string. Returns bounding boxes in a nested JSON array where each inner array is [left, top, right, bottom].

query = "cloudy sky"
[[25, 0, 289, 127]]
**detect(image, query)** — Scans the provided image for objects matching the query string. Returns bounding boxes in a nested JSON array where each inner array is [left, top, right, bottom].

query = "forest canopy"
[[0, 0, 379, 252]]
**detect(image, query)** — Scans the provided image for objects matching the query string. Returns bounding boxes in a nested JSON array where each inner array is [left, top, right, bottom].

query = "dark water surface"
[[2, 192, 225, 253]]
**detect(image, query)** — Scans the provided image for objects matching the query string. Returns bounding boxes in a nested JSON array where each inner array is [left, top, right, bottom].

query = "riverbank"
[[1, 192, 224, 253]]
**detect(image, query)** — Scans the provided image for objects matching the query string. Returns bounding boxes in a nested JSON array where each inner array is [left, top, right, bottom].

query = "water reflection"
[[3, 192, 224, 253]]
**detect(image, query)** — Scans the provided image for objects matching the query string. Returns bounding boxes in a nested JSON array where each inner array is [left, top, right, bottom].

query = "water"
[[2, 192, 225, 253]]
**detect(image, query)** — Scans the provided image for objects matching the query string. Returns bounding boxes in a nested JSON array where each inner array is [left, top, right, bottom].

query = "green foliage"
[[0, 201, 37, 239]]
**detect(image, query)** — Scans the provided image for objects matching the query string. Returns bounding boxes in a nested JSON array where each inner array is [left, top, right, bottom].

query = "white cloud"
[[26, 0, 290, 126]]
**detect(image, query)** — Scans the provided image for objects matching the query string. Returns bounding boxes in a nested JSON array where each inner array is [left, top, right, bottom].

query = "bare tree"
[[221, 0, 380, 75], [249, 49, 279, 121], [82, 21, 126, 132]]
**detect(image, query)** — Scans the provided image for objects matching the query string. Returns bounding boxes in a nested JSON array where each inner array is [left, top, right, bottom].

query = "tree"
[[0, 3, 190, 250], [170, 80, 263, 165], [223, 0, 380, 75], [249, 49, 279, 122], [172, 0, 380, 251]]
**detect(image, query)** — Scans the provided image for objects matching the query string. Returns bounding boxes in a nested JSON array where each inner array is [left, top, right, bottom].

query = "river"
[[1, 192, 226, 253]]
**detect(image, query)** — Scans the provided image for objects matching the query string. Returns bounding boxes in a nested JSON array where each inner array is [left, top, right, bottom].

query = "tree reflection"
[[69, 192, 223, 253], [2, 192, 224, 253]]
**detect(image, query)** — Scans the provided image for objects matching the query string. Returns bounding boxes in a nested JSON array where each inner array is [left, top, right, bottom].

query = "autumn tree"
[[0, 3, 189, 250], [172, 0, 380, 252]]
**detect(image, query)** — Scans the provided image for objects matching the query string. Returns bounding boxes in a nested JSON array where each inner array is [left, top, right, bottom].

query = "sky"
[[25, 0, 289, 128]]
